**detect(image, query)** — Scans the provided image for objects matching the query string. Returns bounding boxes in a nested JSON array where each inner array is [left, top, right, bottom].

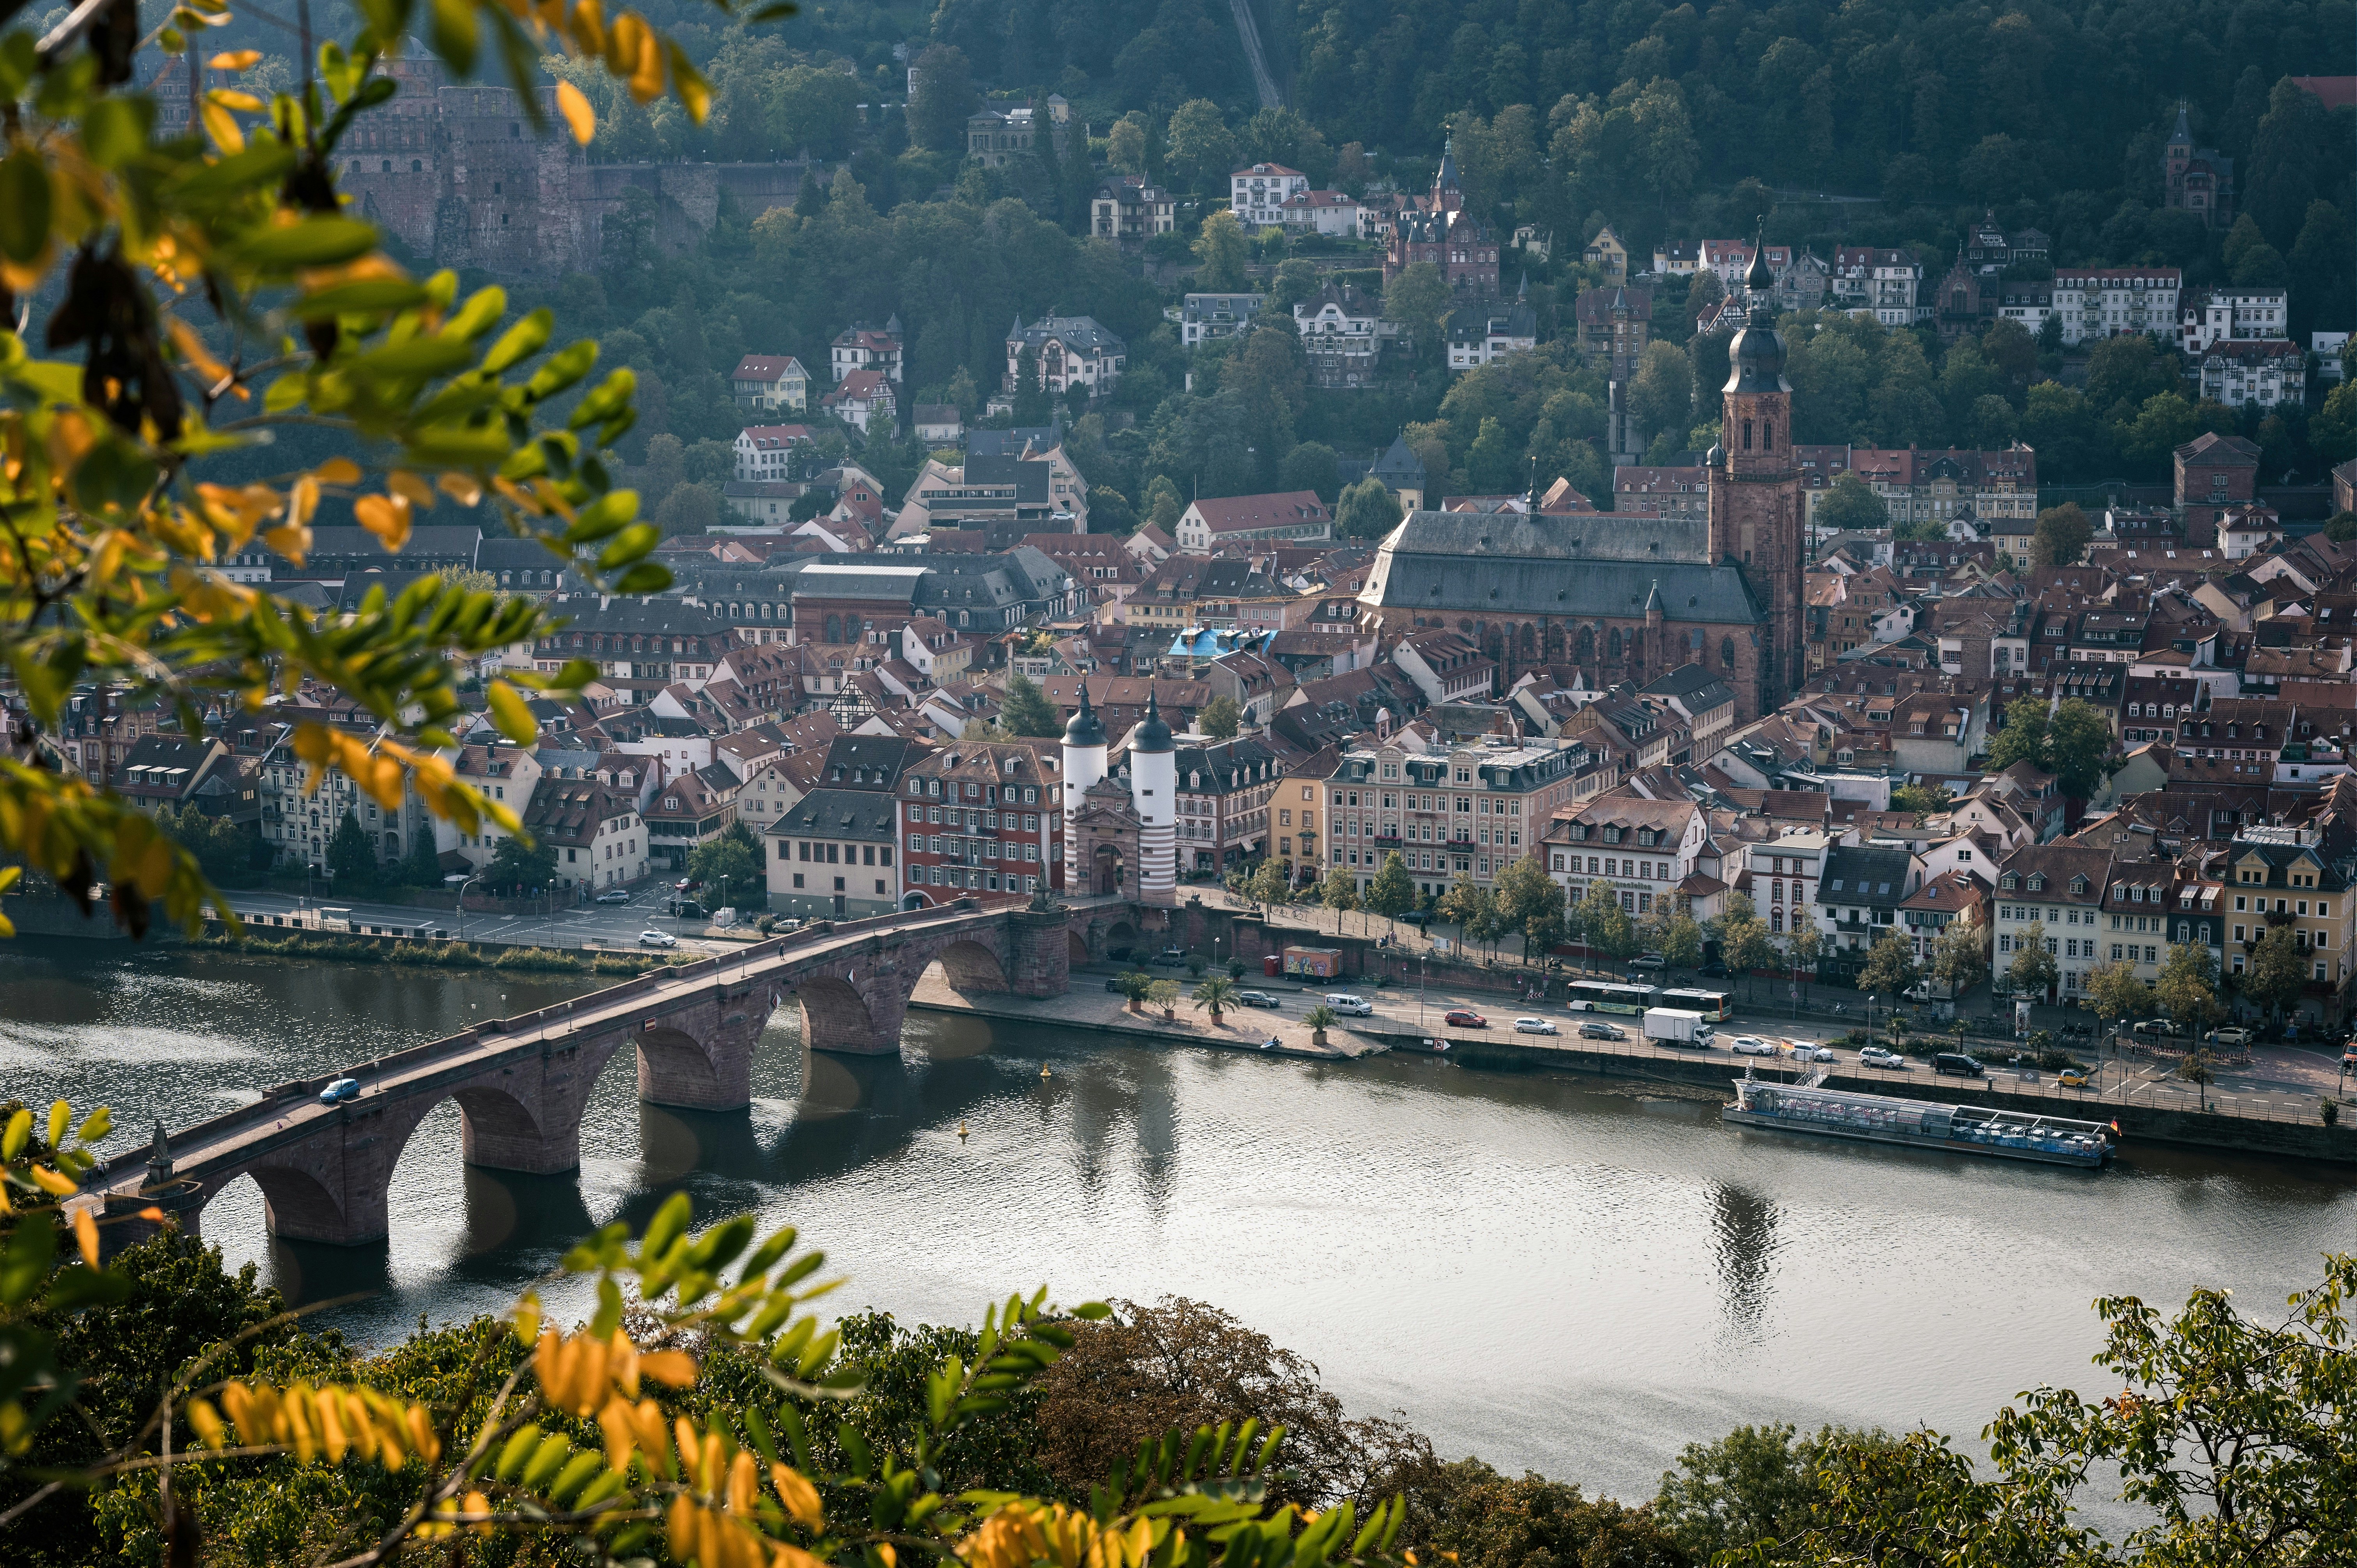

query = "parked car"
[[1788, 1043, 1837, 1063], [1323, 993, 1374, 1016], [1729, 1035, 1777, 1056], [774, 918, 804, 933], [1398, 910, 1430, 925], [1237, 990, 1281, 1008], [2132, 1019, 2185, 1038], [595, 889, 631, 904], [1858, 1045, 1907, 1068], [1444, 1009, 1488, 1028], [1627, 952, 1666, 972], [318, 1077, 360, 1105], [1934, 1051, 1986, 1077], [1695, 959, 1728, 978], [1512, 1017, 1558, 1035], [2209, 1026, 2252, 1046], [1153, 946, 1189, 966], [2058, 1069, 2092, 1089], [638, 929, 678, 948], [1578, 1021, 1625, 1040], [1104, 976, 1127, 992]]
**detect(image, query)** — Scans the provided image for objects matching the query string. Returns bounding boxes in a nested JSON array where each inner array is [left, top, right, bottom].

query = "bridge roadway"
[[95, 899, 1088, 1249]]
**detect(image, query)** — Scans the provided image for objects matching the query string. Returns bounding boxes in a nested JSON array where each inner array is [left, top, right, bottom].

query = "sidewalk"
[[910, 970, 1383, 1060]]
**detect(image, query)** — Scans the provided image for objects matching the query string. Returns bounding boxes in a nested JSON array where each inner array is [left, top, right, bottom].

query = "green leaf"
[[229, 217, 381, 270], [356, 336, 478, 377], [0, 150, 52, 264], [595, 524, 660, 572], [561, 489, 638, 544], [496, 1423, 543, 1481], [442, 284, 507, 343], [611, 563, 671, 595], [528, 341, 601, 403], [1, 1106, 28, 1160], [352, 0, 413, 47], [427, 0, 478, 72], [402, 421, 511, 467], [565, 365, 636, 429], [290, 279, 432, 319], [83, 97, 154, 168], [1, 1216, 58, 1307], [640, 1190, 692, 1263], [481, 309, 552, 374], [486, 680, 537, 745]]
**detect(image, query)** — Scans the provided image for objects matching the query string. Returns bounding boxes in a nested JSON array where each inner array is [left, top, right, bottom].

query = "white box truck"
[[1644, 1007, 1714, 1049]]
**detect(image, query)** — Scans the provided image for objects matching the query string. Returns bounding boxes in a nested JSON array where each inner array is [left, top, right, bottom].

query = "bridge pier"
[[1007, 907, 1072, 998], [637, 981, 783, 1109]]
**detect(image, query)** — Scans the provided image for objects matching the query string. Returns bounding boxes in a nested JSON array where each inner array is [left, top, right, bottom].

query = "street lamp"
[[456, 873, 483, 942]]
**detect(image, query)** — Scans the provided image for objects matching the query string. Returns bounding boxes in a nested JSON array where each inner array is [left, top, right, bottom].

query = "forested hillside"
[[131, 0, 2357, 530]]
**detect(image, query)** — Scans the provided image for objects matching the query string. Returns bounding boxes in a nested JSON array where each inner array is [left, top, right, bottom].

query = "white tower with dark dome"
[[1059, 683, 1107, 879], [1129, 691, 1177, 902]]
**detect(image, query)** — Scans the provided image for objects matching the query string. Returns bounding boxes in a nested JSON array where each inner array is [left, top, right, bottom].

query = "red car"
[[1444, 1009, 1488, 1028]]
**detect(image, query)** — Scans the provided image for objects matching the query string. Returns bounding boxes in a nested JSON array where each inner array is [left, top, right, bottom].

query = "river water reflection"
[[5, 939, 2354, 1503]]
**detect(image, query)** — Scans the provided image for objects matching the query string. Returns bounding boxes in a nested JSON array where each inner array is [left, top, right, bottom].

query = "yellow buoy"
[[1040, 1065, 1053, 1079], [957, 1121, 970, 1139]]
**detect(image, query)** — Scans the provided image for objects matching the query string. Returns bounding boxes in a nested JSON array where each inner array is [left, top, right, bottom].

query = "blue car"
[[319, 1077, 360, 1105]]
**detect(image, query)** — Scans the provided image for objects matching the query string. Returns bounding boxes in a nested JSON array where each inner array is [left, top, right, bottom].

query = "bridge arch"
[[934, 938, 1010, 993], [637, 1024, 727, 1109], [794, 974, 881, 1056], [237, 1161, 353, 1246]]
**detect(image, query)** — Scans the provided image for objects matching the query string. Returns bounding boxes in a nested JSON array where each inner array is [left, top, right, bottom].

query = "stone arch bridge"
[[93, 899, 1152, 1250]]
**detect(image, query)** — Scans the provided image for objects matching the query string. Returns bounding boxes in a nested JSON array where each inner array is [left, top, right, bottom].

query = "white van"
[[1323, 993, 1374, 1016]]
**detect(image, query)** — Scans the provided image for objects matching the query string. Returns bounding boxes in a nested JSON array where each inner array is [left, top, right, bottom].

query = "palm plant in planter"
[[1304, 1005, 1338, 1047], [1192, 975, 1239, 1025]]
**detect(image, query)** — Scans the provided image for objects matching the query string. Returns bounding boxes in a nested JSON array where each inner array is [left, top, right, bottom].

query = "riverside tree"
[[1576, 878, 1636, 962], [1855, 930, 1919, 1009], [1930, 909, 1991, 999], [2007, 920, 2060, 999], [2084, 961, 2154, 1035], [1365, 851, 1418, 934], [2242, 923, 2311, 1023], [2156, 940, 2224, 1035]]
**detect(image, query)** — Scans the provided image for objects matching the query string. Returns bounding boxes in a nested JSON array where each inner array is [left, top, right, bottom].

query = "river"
[[5, 938, 2353, 1506]]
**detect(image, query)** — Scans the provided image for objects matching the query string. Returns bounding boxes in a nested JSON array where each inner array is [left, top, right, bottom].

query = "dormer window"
[[2027, 874, 2045, 892]]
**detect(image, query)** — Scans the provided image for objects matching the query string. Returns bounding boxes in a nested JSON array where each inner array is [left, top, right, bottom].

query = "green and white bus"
[[1658, 988, 1734, 1022], [1566, 980, 1659, 1015]]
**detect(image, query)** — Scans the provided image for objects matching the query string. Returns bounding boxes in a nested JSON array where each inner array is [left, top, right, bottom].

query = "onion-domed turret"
[[1063, 682, 1106, 748], [1726, 224, 1788, 394], [1133, 690, 1175, 754]]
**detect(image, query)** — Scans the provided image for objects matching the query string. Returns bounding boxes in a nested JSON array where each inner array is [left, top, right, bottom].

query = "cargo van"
[[1322, 993, 1374, 1016]]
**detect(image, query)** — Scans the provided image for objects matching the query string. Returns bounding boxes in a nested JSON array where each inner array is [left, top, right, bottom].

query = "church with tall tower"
[[1357, 243, 1807, 722], [1706, 245, 1806, 701]]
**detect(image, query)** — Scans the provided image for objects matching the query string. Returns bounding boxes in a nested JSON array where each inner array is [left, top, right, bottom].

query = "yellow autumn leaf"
[[205, 89, 265, 112], [313, 456, 362, 486], [555, 79, 595, 145], [71, 1206, 97, 1266], [207, 48, 260, 68], [198, 99, 245, 154], [165, 317, 231, 388], [386, 469, 435, 508], [436, 471, 483, 505], [355, 493, 412, 551]]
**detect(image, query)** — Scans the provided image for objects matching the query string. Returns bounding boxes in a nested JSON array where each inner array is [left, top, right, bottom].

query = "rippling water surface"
[[6, 938, 2354, 1503]]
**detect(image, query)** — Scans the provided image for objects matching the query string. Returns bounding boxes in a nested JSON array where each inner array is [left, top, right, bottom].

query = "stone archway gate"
[[92, 899, 1073, 1249]]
